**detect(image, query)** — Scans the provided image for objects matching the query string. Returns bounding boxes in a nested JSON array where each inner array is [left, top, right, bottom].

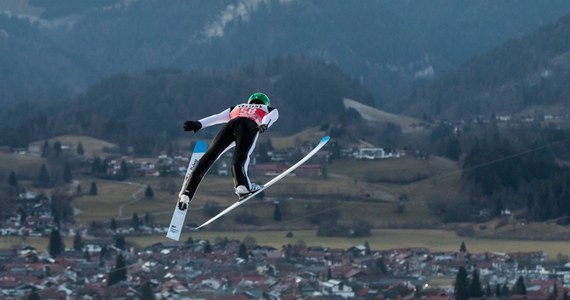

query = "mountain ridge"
[[3, 0, 570, 108], [399, 13, 570, 119]]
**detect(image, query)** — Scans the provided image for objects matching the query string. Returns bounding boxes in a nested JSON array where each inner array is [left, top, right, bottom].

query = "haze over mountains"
[[2, 0, 570, 110], [401, 14, 570, 119]]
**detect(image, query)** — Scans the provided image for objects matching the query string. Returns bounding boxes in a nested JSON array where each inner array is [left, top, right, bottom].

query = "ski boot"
[[235, 183, 263, 201], [178, 192, 191, 210]]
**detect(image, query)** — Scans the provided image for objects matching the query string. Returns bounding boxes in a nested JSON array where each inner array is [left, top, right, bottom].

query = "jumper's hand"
[[183, 121, 202, 133], [258, 124, 268, 133]]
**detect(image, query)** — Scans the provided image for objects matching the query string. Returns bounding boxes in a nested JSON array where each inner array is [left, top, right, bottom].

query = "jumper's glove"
[[258, 124, 268, 133], [184, 120, 202, 133]]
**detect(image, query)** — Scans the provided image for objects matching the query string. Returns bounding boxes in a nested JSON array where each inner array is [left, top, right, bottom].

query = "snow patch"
[[101, 0, 141, 11], [203, 0, 295, 39], [204, 0, 269, 38], [414, 65, 434, 79]]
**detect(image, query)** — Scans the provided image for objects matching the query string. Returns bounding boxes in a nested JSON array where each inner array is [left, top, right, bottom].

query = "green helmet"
[[248, 92, 270, 106]]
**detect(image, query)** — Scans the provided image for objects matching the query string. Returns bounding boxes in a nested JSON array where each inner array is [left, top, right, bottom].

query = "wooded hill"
[[0, 57, 374, 152], [399, 13, 570, 120]]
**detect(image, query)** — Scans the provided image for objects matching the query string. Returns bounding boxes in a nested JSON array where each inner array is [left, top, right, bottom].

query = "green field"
[[3, 229, 570, 261], [29, 135, 116, 158], [0, 152, 48, 178], [72, 169, 444, 229]]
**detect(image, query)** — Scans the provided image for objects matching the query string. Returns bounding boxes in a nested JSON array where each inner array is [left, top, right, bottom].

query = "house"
[[508, 251, 548, 264], [321, 279, 355, 298]]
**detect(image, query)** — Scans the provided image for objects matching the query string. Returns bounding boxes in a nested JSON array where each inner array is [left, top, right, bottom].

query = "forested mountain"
[[400, 13, 570, 119], [2, 0, 570, 109], [0, 57, 374, 151]]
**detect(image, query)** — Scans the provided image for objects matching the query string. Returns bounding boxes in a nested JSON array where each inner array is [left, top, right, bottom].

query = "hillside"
[[2, 1, 570, 108], [0, 57, 375, 150], [400, 13, 570, 119], [28, 135, 116, 158]]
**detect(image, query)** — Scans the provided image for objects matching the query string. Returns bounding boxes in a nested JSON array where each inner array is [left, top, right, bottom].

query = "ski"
[[193, 135, 330, 230], [166, 140, 207, 241]]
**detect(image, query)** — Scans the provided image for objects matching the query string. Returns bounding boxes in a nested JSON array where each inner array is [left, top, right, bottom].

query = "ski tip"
[[195, 140, 208, 152], [321, 136, 330, 143], [190, 226, 203, 231]]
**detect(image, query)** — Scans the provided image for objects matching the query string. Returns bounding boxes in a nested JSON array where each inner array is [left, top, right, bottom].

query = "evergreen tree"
[[41, 140, 51, 158], [139, 281, 156, 300], [91, 157, 103, 174], [495, 283, 502, 297], [445, 136, 461, 160], [73, 230, 84, 251], [84, 250, 90, 261], [48, 228, 64, 258], [119, 160, 129, 179], [485, 284, 492, 297], [512, 276, 527, 295], [563, 288, 569, 300], [108, 253, 127, 286], [238, 243, 248, 261], [144, 185, 154, 198], [63, 163, 73, 183], [376, 257, 388, 275], [494, 198, 505, 217], [468, 269, 483, 298], [414, 285, 422, 298], [204, 242, 212, 254], [131, 213, 140, 230], [115, 235, 126, 250], [454, 266, 469, 300], [327, 267, 332, 280], [76, 184, 81, 194], [501, 283, 510, 297], [76, 142, 84, 156], [8, 171, 18, 187], [144, 212, 154, 226], [552, 283, 559, 299], [364, 241, 371, 255], [459, 241, 467, 252], [89, 182, 98, 195], [53, 141, 62, 157], [37, 164, 51, 187], [100, 245, 108, 261], [273, 203, 282, 221], [110, 218, 117, 230]]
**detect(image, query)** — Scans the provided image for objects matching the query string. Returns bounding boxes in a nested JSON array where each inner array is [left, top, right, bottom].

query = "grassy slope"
[[69, 151, 461, 229], [0, 152, 47, 178], [28, 135, 116, 157]]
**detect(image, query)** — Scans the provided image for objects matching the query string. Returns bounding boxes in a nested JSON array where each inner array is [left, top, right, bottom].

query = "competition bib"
[[230, 104, 269, 125]]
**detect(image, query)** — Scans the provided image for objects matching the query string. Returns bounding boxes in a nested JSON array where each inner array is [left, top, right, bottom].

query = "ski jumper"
[[182, 103, 279, 201]]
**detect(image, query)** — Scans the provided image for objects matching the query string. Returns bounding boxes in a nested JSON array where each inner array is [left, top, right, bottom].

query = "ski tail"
[[193, 135, 330, 230], [166, 140, 207, 241]]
